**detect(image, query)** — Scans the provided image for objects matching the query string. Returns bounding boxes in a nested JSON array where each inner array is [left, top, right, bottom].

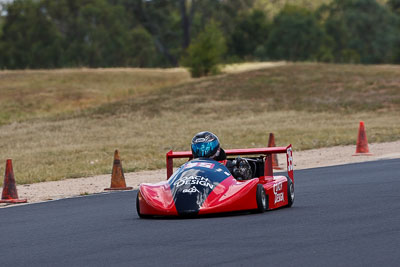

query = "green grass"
[[0, 63, 400, 185]]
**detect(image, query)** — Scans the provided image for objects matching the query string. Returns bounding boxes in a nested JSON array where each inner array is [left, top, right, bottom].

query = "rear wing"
[[166, 145, 293, 181]]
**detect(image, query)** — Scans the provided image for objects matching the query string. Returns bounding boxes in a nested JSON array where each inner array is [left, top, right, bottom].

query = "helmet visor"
[[191, 139, 219, 158]]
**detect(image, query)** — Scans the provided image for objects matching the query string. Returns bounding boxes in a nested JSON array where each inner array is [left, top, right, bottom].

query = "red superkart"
[[136, 145, 294, 218]]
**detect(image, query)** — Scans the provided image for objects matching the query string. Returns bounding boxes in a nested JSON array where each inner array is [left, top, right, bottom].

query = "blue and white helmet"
[[191, 131, 220, 159]]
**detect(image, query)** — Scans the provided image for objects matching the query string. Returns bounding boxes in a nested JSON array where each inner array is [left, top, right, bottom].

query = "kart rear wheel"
[[256, 184, 267, 213], [287, 177, 294, 207]]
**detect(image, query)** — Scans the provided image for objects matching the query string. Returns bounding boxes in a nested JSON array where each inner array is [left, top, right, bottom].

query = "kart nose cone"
[[176, 210, 200, 217], [173, 188, 206, 216]]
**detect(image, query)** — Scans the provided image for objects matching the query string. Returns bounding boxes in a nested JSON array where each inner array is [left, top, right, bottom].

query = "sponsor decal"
[[273, 181, 284, 204], [182, 186, 200, 194], [287, 147, 293, 172], [184, 162, 215, 169], [193, 135, 215, 143], [174, 175, 214, 190]]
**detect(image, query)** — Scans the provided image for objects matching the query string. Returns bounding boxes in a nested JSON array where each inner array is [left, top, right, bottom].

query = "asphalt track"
[[0, 159, 399, 267]]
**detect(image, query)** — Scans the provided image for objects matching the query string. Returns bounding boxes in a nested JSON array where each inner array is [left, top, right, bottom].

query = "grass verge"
[[0, 63, 399, 184]]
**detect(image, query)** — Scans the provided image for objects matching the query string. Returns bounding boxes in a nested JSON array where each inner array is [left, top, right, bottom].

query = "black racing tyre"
[[287, 177, 295, 207], [256, 184, 268, 213], [136, 191, 151, 219]]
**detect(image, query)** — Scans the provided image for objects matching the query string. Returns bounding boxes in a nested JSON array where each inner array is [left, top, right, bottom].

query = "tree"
[[0, 0, 62, 69], [44, 0, 135, 67], [127, 26, 158, 67], [181, 21, 226, 77], [388, 0, 400, 14], [117, 0, 182, 66], [387, 0, 400, 63], [117, 0, 254, 66], [0, 0, 259, 69], [228, 9, 270, 60], [318, 0, 399, 63], [254, 0, 332, 17], [179, 0, 197, 50], [266, 5, 326, 61]]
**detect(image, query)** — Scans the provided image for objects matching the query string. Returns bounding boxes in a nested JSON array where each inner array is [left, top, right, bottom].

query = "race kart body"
[[136, 145, 294, 218]]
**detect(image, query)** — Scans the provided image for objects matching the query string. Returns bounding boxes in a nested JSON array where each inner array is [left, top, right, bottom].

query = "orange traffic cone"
[[268, 133, 282, 170], [104, 150, 133, 191], [353, 121, 372, 156], [0, 159, 27, 203]]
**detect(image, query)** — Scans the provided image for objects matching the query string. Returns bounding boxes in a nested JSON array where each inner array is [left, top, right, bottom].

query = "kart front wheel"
[[256, 184, 267, 213], [136, 191, 151, 219]]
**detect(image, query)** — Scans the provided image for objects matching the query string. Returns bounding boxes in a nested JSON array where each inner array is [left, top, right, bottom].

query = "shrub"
[[181, 21, 227, 78]]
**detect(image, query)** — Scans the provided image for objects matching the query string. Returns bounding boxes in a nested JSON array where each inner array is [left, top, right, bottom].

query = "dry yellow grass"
[[0, 67, 191, 125], [1, 110, 399, 184], [0, 63, 399, 185]]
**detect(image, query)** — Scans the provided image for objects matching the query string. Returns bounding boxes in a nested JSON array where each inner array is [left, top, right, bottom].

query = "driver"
[[191, 131, 252, 180]]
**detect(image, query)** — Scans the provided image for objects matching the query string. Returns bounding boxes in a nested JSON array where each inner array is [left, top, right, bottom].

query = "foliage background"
[[1, 0, 400, 73]]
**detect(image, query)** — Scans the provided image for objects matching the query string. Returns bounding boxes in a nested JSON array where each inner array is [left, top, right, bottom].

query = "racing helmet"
[[191, 131, 220, 159]]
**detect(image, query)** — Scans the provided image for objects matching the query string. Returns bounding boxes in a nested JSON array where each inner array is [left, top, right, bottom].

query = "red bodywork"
[[138, 145, 294, 216]]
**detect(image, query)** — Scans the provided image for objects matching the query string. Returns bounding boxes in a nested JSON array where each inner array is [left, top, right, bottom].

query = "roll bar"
[[166, 145, 293, 181]]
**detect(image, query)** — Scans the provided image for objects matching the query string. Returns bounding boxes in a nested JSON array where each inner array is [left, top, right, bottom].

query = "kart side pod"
[[166, 145, 294, 182]]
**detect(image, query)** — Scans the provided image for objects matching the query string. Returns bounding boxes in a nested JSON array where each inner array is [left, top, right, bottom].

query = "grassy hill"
[[0, 63, 399, 184]]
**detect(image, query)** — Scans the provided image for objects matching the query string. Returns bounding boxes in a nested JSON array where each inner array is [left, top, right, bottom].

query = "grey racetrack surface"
[[1, 159, 399, 267]]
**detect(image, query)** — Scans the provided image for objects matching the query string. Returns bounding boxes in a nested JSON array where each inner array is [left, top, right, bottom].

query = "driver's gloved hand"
[[232, 157, 252, 180]]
